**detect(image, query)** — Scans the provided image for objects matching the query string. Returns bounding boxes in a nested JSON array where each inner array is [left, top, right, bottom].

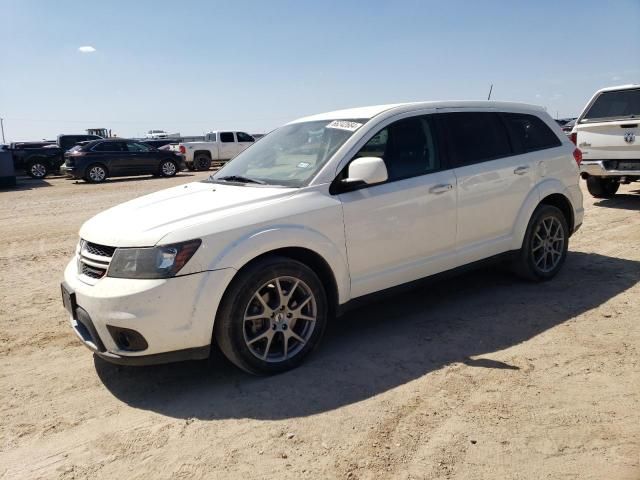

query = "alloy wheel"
[[161, 161, 176, 176], [89, 166, 106, 182], [30, 163, 46, 178], [531, 216, 565, 273], [242, 276, 317, 362]]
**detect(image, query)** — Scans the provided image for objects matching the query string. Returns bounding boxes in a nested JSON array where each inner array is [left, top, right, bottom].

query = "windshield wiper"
[[216, 175, 266, 185]]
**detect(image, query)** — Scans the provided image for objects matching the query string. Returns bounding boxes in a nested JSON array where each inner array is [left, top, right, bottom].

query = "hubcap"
[[162, 161, 176, 175], [243, 276, 317, 363], [89, 166, 105, 182], [31, 164, 46, 177], [532, 216, 565, 273]]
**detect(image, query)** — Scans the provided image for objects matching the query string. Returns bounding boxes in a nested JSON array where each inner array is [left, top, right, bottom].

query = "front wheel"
[[513, 204, 569, 281], [586, 177, 619, 198], [27, 161, 49, 179], [215, 256, 328, 375]]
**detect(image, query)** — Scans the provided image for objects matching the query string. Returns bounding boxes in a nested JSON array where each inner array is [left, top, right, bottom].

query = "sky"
[[1, 0, 639, 142]]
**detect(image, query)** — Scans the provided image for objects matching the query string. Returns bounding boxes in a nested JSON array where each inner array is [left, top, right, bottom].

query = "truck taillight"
[[569, 132, 577, 145], [573, 148, 582, 166], [179, 145, 186, 154]]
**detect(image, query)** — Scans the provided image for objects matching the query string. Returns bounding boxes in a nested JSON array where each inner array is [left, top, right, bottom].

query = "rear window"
[[440, 112, 512, 166], [582, 88, 640, 122], [92, 141, 126, 152], [502, 113, 561, 153], [220, 132, 235, 143]]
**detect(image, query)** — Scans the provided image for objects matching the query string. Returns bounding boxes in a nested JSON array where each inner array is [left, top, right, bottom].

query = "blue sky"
[[1, 0, 639, 141]]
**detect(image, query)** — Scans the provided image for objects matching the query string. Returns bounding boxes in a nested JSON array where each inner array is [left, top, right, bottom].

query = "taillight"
[[179, 145, 186, 154], [573, 148, 582, 166], [569, 132, 577, 145]]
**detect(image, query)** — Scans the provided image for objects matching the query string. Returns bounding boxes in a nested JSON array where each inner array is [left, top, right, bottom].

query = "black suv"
[[61, 139, 186, 183]]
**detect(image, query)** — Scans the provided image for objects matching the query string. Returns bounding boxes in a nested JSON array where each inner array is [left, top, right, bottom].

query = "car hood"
[[79, 181, 297, 247]]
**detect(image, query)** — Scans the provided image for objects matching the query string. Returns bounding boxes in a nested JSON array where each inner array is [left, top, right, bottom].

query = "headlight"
[[107, 239, 201, 279]]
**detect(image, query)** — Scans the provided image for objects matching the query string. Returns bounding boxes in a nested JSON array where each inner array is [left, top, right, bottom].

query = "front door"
[[124, 141, 157, 173], [338, 114, 457, 298]]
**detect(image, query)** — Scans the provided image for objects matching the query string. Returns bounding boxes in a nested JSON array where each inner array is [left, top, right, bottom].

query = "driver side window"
[[353, 115, 439, 182]]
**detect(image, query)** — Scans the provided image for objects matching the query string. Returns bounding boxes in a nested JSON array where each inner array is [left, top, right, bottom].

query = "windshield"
[[582, 88, 640, 122], [207, 119, 367, 187]]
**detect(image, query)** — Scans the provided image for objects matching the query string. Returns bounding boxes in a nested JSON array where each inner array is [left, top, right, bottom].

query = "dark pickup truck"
[[10, 134, 102, 178]]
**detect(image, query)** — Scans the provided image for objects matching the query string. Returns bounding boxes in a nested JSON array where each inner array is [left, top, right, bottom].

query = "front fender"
[[206, 225, 351, 304], [510, 178, 572, 250]]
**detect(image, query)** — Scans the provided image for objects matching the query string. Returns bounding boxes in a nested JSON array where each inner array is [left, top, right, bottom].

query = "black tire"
[[513, 204, 569, 281], [214, 256, 328, 375], [193, 153, 211, 171], [586, 177, 619, 198], [159, 159, 178, 177], [84, 163, 108, 183], [27, 160, 49, 179]]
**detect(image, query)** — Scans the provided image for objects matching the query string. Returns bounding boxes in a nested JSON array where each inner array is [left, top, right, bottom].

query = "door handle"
[[429, 184, 453, 194], [513, 166, 530, 175]]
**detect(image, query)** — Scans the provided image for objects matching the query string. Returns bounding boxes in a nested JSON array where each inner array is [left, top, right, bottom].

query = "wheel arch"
[[193, 150, 212, 159], [511, 180, 576, 250]]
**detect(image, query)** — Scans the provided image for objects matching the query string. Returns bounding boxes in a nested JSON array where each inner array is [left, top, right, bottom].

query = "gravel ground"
[[1, 172, 639, 480]]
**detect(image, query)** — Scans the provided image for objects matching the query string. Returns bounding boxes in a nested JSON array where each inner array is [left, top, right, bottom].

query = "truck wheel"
[[194, 153, 212, 171], [159, 159, 178, 177], [586, 177, 619, 198], [84, 164, 108, 183], [27, 161, 48, 179], [513, 204, 569, 281], [214, 256, 328, 375]]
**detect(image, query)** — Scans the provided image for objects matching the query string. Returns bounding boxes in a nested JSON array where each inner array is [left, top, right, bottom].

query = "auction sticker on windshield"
[[326, 120, 363, 132]]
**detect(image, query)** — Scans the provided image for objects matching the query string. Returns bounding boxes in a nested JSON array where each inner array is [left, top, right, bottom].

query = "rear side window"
[[92, 141, 126, 152], [220, 132, 235, 143], [502, 113, 561, 153], [582, 88, 640, 122], [440, 112, 511, 166], [236, 132, 254, 142]]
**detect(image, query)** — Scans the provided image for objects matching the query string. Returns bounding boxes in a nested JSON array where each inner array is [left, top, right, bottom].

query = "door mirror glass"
[[345, 156, 388, 185]]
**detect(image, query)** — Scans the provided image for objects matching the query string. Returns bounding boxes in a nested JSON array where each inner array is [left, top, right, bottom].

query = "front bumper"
[[580, 160, 640, 177], [60, 164, 78, 177], [62, 258, 236, 365]]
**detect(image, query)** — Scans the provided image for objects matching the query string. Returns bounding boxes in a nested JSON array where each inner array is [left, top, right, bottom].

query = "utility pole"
[[487, 84, 493, 101], [0, 117, 5, 144]]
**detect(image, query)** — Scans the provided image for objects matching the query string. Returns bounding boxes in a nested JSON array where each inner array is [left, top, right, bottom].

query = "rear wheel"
[[84, 164, 108, 183], [215, 256, 328, 375], [27, 160, 48, 179], [514, 204, 569, 281], [159, 159, 177, 177], [586, 177, 619, 198], [193, 153, 211, 171]]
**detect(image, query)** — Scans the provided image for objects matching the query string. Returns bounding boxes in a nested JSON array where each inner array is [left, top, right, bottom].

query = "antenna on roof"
[[487, 84, 493, 101]]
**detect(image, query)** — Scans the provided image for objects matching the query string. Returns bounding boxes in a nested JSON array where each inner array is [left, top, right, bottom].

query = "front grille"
[[81, 263, 107, 279], [84, 242, 116, 258], [78, 239, 115, 281]]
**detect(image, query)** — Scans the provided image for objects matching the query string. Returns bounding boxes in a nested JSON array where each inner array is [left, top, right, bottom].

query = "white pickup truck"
[[172, 131, 256, 170]]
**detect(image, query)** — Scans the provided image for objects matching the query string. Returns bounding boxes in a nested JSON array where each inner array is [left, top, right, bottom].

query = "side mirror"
[[345, 156, 388, 186]]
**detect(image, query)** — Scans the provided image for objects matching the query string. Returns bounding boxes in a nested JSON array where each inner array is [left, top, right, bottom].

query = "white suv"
[[61, 101, 584, 374], [573, 84, 640, 197]]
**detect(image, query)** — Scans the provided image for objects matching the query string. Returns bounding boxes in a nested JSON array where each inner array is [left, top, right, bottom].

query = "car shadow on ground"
[[95, 251, 640, 420], [68, 173, 197, 185], [594, 192, 640, 211], [7, 177, 52, 190]]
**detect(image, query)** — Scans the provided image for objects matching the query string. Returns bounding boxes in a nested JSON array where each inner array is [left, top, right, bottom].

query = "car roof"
[[289, 100, 547, 124], [593, 84, 640, 94]]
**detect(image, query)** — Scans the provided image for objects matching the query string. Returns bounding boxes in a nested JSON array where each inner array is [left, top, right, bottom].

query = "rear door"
[[439, 110, 535, 264], [219, 132, 237, 159], [90, 141, 128, 174], [576, 87, 640, 163]]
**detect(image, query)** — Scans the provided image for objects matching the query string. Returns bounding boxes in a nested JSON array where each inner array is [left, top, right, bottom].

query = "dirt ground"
[[0, 172, 638, 480]]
